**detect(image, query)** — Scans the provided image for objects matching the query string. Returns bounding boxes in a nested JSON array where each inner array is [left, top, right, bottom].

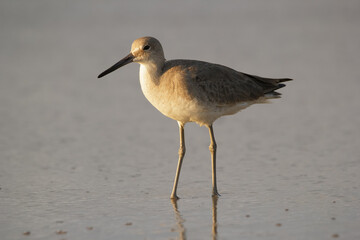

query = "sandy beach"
[[1, 0, 360, 239]]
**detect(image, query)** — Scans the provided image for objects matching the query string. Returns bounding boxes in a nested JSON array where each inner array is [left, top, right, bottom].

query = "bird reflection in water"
[[170, 196, 219, 240], [211, 196, 218, 240], [170, 198, 186, 239]]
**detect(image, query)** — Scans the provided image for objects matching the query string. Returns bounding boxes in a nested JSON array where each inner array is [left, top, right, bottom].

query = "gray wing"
[[185, 61, 290, 105], [164, 60, 291, 105]]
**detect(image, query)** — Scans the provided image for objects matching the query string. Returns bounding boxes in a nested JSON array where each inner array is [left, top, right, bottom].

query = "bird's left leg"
[[170, 121, 186, 199], [207, 124, 220, 197]]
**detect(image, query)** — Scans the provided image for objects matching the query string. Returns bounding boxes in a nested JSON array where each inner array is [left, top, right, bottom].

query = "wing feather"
[[163, 60, 291, 106]]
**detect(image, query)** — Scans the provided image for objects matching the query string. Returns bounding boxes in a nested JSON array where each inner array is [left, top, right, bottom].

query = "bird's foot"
[[170, 193, 180, 200], [212, 190, 221, 197]]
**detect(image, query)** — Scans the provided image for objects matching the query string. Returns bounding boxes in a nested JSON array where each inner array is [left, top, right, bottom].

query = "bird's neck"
[[138, 61, 165, 109], [139, 61, 163, 86]]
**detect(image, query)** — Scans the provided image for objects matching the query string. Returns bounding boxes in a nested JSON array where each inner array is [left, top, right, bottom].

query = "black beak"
[[98, 53, 135, 78]]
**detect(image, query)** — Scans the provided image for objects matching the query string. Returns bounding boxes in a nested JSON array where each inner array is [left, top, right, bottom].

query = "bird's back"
[[162, 59, 291, 106]]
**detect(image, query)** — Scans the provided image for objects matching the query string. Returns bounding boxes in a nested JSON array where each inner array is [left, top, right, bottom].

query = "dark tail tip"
[[279, 78, 293, 82], [277, 83, 286, 89]]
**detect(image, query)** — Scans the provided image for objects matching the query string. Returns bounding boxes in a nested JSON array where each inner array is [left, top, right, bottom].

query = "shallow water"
[[1, 0, 360, 239]]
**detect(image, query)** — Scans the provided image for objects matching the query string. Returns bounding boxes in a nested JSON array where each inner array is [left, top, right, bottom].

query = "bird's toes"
[[212, 190, 221, 197]]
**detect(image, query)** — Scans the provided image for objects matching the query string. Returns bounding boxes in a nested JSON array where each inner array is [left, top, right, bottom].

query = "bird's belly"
[[143, 88, 201, 123], [142, 87, 260, 125]]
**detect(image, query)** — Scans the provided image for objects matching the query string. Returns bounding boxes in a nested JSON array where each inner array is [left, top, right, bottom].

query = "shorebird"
[[98, 36, 291, 199]]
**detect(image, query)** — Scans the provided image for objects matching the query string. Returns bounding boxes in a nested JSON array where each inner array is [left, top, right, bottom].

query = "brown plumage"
[[162, 59, 291, 106]]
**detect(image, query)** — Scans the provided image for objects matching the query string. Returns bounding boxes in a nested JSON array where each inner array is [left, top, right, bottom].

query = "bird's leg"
[[170, 122, 186, 199], [207, 124, 220, 197]]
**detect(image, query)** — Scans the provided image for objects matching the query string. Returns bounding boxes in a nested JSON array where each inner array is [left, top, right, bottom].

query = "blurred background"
[[1, 0, 359, 239]]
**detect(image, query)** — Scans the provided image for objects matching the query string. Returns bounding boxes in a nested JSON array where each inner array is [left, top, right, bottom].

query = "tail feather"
[[264, 83, 286, 94], [265, 91, 282, 99], [244, 73, 292, 95], [278, 78, 292, 83]]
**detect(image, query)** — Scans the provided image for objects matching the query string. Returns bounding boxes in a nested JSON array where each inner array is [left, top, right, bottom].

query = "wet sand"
[[1, 0, 360, 239]]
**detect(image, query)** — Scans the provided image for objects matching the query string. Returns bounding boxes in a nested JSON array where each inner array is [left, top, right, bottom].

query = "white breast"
[[139, 64, 177, 117], [139, 64, 197, 123]]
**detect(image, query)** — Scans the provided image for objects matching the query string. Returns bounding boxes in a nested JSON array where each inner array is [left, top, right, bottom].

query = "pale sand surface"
[[1, 0, 360, 239]]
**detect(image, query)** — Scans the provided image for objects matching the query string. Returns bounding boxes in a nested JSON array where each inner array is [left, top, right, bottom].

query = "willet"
[[98, 36, 292, 199]]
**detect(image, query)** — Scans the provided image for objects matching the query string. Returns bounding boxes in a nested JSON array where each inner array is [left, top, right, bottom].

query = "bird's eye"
[[143, 45, 151, 51]]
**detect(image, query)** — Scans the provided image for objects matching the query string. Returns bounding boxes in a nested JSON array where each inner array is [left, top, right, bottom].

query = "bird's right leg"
[[207, 124, 220, 197], [170, 121, 186, 199]]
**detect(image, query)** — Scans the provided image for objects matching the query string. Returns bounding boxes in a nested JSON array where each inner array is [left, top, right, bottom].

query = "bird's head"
[[98, 36, 165, 78]]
